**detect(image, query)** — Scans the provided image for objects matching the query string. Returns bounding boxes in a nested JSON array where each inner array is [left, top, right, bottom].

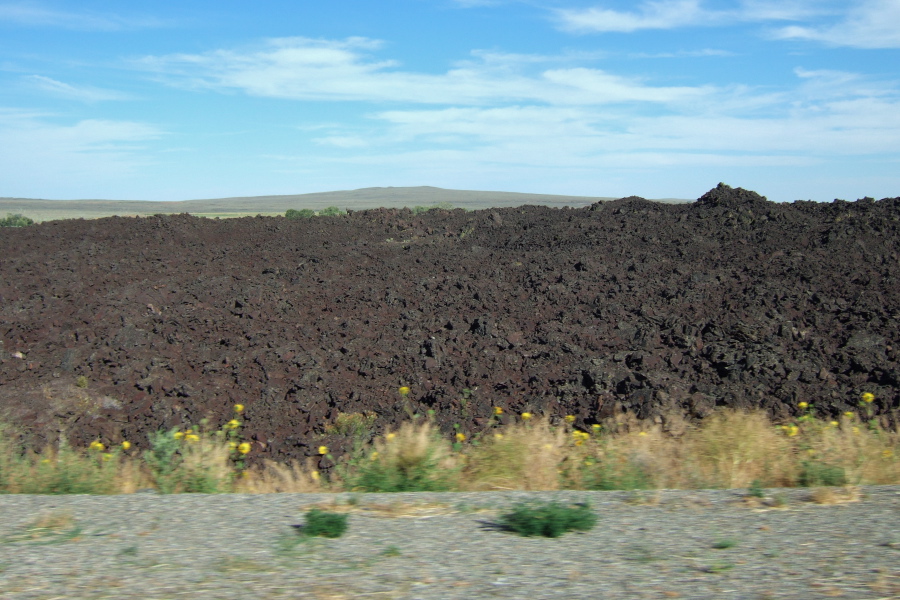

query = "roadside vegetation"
[[0, 213, 34, 227], [0, 395, 896, 495]]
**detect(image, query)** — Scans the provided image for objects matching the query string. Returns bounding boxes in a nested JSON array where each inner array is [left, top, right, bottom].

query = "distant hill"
[[0, 186, 691, 222]]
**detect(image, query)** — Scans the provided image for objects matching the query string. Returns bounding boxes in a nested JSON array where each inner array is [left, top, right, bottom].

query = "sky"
[[0, 0, 898, 203]]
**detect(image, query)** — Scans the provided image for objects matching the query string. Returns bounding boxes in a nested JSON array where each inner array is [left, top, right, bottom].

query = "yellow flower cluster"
[[493, 406, 503, 415], [861, 392, 875, 404], [521, 412, 533, 420], [455, 433, 466, 442], [781, 424, 800, 437], [398, 386, 411, 397], [572, 430, 590, 446], [564, 415, 576, 423], [89, 440, 104, 451]]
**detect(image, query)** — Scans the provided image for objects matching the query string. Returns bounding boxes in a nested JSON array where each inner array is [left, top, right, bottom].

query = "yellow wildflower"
[[829, 421, 839, 427], [591, 424, 602, 432], [226, 419, 240, 429], [318, 446, 328, 455], [174, 431, 185, 440], [521, 412, 533, 420], [455, 433, 466, 442], [398, 386, 411, 397], [229, 441, 238, 449], [310, 471, 320, 481], [494, 433, 504, 439], [852, 427, 860, 434], [89, 440, 104, 451], [101, 453, 113, 462], [186, 434, 200, 442], [564, 415, 576, 423], [121, 441, 131, 450], [370, 451, 379, 461], [844, 412, 854, 419], [638, 431, 648, 437], [234, 403, 245, 413], [798, 401, 808, 409], [861, 392, 875, 404], [493, 406, 503, 415], [238, 442, 251, 454], [788, 425, 799, 437], [386, 432, 397, 442]]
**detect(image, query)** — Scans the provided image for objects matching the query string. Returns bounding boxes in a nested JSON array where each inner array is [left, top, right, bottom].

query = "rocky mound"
[[1, 184, 898, 467]]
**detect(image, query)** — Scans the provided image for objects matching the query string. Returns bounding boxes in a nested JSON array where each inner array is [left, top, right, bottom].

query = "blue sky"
[[0, 0, 898, 202]]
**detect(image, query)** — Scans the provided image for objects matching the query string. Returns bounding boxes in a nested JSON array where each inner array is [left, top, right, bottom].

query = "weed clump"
[[341, 421, 459, 492], [497, 502, 597, 538], [301, 509, 348, 538]]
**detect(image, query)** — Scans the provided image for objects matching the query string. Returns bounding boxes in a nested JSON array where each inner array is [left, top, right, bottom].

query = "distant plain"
[[0, 186, 689, 222]]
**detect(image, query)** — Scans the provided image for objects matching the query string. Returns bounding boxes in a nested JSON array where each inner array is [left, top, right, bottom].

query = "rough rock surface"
[[1, 184, 898, 466]]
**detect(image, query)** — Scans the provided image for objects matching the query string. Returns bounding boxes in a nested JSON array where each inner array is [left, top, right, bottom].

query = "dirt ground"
[[1, 183, 898, 467]]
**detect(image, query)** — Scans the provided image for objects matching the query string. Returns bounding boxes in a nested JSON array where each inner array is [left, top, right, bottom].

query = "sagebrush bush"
[[301, 508, 348, 538], [497, 502, 597, 538], [285, 208, 315, 219], [0, 213, 34, 227]]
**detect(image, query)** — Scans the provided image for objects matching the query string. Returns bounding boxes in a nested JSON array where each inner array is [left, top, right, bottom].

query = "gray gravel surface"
[[1, 487, 898, 599]]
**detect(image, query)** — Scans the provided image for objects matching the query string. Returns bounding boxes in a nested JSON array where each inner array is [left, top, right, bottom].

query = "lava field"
[[1, 183, 899, 466]]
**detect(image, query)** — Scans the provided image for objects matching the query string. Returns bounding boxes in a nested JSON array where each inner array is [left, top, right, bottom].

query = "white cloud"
[[137, 37, 714, 107], [555, 0, 827, 33], [772, 0, 900, 48], [25, 75, 130, 102], [556, 0, 709, 33], [0, 2, 166, 30], [0, 110, 163, 195]]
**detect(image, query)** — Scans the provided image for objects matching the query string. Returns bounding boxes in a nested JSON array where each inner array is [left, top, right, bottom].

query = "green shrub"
[[0, 214, 34, 227], [318, 206, 345, 217], [497, 502, 597, 538], [302, 509, 348, 538], [285, 209, 315, 219], [798, 460, 847, 487]]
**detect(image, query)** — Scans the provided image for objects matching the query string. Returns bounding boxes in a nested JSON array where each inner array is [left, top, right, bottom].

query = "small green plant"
[[318, 206, 345, 217], [285, 208, 315, 219], [0, 213, 34, 227], [496, 501, 596, 538], [380, 545, 402, 557], [712, 538, 738, 549], [74, 375, 88, 389], [799, 460, 847, 487], [748, 479, 765, 498], [301, 509, 348, 538]]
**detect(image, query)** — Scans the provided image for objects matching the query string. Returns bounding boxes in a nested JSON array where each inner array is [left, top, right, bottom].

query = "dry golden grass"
[[237, 458, 326, 493], [461, 417, 565, 491], [1, 407, 898, 494]]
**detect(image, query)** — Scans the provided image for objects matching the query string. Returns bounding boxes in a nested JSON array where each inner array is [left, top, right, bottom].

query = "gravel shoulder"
[[1, 486, 898, 600]]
